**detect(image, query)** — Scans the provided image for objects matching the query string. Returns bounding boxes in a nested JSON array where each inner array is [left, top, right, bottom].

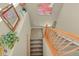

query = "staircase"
[[30, 28, 43, 56], [30, 39, 43, 56]]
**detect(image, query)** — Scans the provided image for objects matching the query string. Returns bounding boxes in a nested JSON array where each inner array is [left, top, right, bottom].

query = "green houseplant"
[[0, 31, 19, 49]]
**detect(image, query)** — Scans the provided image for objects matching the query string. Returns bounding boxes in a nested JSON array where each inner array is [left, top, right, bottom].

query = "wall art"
[[0, 4, 20, 31]]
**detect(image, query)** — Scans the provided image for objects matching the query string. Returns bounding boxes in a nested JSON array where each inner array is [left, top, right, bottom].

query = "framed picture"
[[0, 4, 20, 31]]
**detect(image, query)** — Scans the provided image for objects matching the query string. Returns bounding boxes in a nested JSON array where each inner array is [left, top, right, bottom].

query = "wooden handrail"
[[44, 35, 58, 56], [44, 25, 79, 55], [44, 26, 58, 56], [52, 28, 79, 42]]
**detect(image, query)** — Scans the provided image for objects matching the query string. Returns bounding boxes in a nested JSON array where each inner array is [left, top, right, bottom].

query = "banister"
[[44, 36, 58, 56], [52, 28, 79, 42], [44, 26, 58, 56], [44, 25, 79, 56]]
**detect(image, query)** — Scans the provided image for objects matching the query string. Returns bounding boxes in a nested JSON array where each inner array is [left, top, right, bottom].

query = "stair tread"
[[31, 47, 43, 49], [31, 39, 42, 41], [31, 43, 43, 45], [30, 38, 43, 56], [31, 53, 43, 56], [31, 41, 42, 43], [31, 45, 43, 47], [31, 51, 43, 53], [31, 49, 43, 51], [31, 54, 43, 56]]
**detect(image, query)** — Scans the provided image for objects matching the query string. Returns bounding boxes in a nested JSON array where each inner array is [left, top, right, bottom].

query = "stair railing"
[[44, 25, 79, 56]]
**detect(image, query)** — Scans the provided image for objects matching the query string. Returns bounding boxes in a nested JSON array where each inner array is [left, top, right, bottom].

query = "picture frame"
[[0, 4, 20, 31]]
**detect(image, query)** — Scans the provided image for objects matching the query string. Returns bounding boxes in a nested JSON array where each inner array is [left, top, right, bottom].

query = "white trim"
[[0, 17, 2, 22]]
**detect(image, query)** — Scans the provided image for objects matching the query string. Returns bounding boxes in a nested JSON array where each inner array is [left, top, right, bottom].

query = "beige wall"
[[0, 21, 10, 34], [56, 4, 79, 35], [0, 3, 10, 34], [12, 12, 31, 56], [12, 6, 31, 56], [0, 3, 9, 9], [26, 3, 63, 27], [0, 5, 31, 56]]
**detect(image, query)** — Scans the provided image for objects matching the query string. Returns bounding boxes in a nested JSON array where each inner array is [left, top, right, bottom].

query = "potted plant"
[[0, 31, 19, 49]]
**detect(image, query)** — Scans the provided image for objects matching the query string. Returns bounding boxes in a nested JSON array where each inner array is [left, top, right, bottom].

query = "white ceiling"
[[0, 3, 63, 28], [26, 3, 63, 27]]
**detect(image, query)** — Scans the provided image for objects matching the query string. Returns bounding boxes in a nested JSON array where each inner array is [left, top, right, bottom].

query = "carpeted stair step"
[[30, 39, 43, 56]]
